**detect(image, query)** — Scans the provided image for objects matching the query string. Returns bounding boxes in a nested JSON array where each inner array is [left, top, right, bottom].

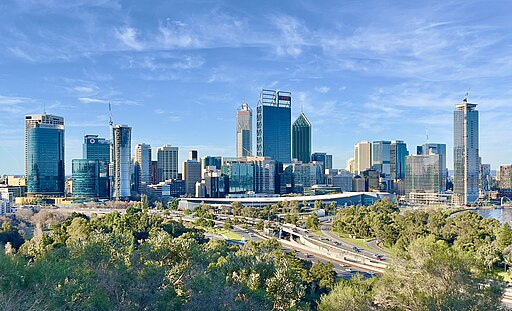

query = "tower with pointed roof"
[[292, 112, 312, 163]]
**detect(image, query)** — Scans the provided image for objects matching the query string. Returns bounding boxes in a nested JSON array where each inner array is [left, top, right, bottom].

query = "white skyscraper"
[[354, 141, 371, 175], [453, 97, 479, 205], [236, 102, 252, 158]]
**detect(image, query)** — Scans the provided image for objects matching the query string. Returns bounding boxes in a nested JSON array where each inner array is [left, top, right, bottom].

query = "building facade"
[[405, 154, 443, 194], [111, 124, 132, 200], [256, 89, 292, 163], [83, 134, 110, 163], [354, 141, 371, 175], [390, 140, 408, 180], [417, 143, 447, 191], [135, 143, 152, 192], [72, 159, 100, 199], [157, 145, 179, 181], [453, 98, 479, 205], [183, 151, 201, 196], [372, 141, 391, 176], [25, 114, 65, 196], [292, 112, 312, 163], [236, 103, 252, 158]]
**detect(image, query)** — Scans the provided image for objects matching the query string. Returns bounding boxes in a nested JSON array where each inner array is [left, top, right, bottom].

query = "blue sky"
[[1, 0, 511, 175]]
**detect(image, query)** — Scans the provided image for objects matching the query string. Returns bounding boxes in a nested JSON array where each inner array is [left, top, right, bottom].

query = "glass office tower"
[[72, 159, 99, 198], [292, 112, 312, 163], [256, 89, 292, 163], [25, 114, 65, 196], [372, 140, 391, 176], [221, 160, 255, 194], [390, 140, 409, 180], [83, 135, 110, 163], [453, 97, 479, 205]]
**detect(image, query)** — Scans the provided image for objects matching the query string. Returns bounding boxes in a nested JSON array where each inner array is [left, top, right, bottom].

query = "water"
[[475, 208, 512, 225]]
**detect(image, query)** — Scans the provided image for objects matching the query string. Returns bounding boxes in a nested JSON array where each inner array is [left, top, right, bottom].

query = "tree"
[[306, 213, 320, 230], [314, 200, 323, 210], [374, 236, 505, 311], [318, 275, 376, 311], [265, 259, 305, 310], [256, 220, 264, 231]]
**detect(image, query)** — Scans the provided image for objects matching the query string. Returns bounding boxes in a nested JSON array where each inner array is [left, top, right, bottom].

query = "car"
[[249, 233, 254, 237], [333, 241, 340, 246], [345, 268, 354, 272], [305, 253, 313, 258], [373, 254, 383, 260], [352, 246, 360, 252]]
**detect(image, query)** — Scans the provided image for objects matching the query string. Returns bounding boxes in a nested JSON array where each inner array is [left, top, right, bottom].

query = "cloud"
[[315, 86, 330, 94], [115, 27, 144, 50], [78, 97, 108, 104]]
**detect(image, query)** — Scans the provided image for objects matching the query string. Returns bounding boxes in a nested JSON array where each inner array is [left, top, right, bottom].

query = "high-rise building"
[[157, 145, 179, 181], [417, 143, 447, 191], [150, 161, 159, 185], [499, 165, 512, 189], [111, 124, 132, 200], [83, 134, 110, 163], [372, 141, 391, 175], [405, 154, 443, 194], [480, 163, 492, 195], [221, 159, 255, 194], [25, 114, 65, 196], [354, 141, 371, 175], [292, 112, 312, 163], [183, 150, 201, 196], [247, 156, 276, 194], [72, 159, 100, 198], [201, 156, 222, 178], [256, 89, 292, 163], [236, 103, 252, 158], [135, 143, 152, 192], [390, 140, 408, 181], [453, 97, 479, 205]]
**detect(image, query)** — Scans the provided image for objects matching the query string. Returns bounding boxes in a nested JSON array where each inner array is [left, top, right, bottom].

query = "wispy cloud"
[[115, 26, 144, 51], [78, 97, 108, 104]]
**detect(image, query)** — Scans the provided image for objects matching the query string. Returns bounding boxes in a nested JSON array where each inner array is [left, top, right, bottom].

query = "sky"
[[0, 0, 511, 175]]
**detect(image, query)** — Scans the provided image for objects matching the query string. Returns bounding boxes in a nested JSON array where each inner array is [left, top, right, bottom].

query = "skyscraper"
[[453, 97, 479, 205], [256, 89, 292, 163], [83, 134, 110, 163], [372, 141, 391, 175], [417, 143, 447, 191], [236, 103, 252, 158], [72, 159, 99, 198], [354, 141, 371, 175], [405, 154, 443, 194], [25, 114, 65, 196], [111, 124, 132, 200], [292, 112, 312, 163], [390, 140, 409, 180], [157, 145, 179, 181], [135, 143, 152, 192], [183, 150, 201, 196]]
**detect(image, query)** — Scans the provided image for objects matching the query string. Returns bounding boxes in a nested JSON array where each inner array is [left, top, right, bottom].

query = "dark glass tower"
[[83, 134, 110, 163], [256, 89, 291, 163], [25, 114, 65, 196], [292, 112, 312, 163], [72, 159, 99, 198]]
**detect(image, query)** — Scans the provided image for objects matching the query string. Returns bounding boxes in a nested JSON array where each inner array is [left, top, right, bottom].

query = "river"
[[475, 208, 512, 224]]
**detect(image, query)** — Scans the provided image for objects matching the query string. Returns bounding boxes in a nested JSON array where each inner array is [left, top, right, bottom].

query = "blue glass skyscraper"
[[25, 114, 65, 196], [256, 89, 291, 163], [72, 159, 100, 198], [83, 134, 110, 163]]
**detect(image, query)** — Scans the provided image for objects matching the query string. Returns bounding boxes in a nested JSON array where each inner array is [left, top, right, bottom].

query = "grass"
[[197, 226, 244, 241]]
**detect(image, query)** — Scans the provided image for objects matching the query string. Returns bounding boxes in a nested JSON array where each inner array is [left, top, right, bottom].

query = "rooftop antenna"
[[108, 98, 113, 127], [425, 129, 429, 145], [43, 103, 46, 114], [301, 99, 304, 114], [464, 88, 470, 102]]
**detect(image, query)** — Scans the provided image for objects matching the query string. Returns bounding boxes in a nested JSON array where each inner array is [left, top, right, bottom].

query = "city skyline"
[[1, 1, 512, 174]]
